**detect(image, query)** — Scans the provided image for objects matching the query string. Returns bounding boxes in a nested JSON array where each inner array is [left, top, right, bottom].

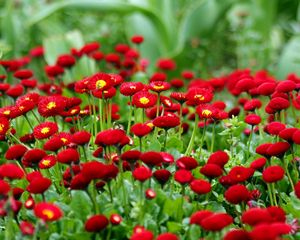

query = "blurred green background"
[[1, 0, 300, 78]]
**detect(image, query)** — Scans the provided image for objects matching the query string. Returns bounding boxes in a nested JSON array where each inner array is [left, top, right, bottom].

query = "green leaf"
[[166, 137, 183, 152], [69, 191, 93, 221], [188, 224, 201, 240], [167, 221, 182, 233]]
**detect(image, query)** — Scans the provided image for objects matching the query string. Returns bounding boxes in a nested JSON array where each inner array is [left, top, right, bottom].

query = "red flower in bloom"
[[149, 81, 171, 93], [5, 144, 28, 160], [0, 117, 9, 135], [133, 167, 152, 182], [176, 156, 198, 170], [153, 115, 180, 129], [156, 58, 176, 71], [190, 210, 213, 225], [56, 54, 76, 68], [186, 88, 213, 105], [190, 179, 211, 195], [130, 230, 154, 240], [267, 206, 286, 222], [33, 122, 58, 139], [120, 82, 144, 97], [140, 151, 163, 167], [34, 202, 63, 221], [95, 129, 127, 147], [266, 142, 290, 157], [131, 35, 144, 44], [245, 114, 261, 125], [250, 157, 267, 170], [38, 96, 66, 118], [242, 208, 272, 226], [81, 161, 108, 180], [110, 213, 122, 225], [295, 181, 300, 199], [145, 188, 156, 199], [153, 169, 171, 185], [224, 229, 251, 240], [57, 148, 79, 164], [174, 169, 193, 184], [262, 165, 285, 183], [39, 155, 57, 169], [132, 91, 157, 108], [256, 143, 273, 157], [250, 224, 279, 240], [27, 177, 52, 194], [170, 92, 187, 104], [0, 163, 24, 179], [276, 80, 296, 92], [201, 213, 233, 231], [45, 65, 64, 78], [131, 123, 152, 138], [265, 122, 285, 136], [200, 164, 223, 178], [30, 46, 44, 57], [87, 72, 112, 91], [72, 131, 91, 145], [225, 184, 250, 204], [244, 99, 262, 111], [207, 151, 229, 168], [80, 42, 100, 55], [228, 166, 254, 183], [279, 127, 297, 142], [13, 69, 33, 79], [268, 97, 290, 111], [6, 84, 24, 98], [22, 149, 47, 166], [121, 150, 141, 163], [196, 104, 218, 119], [85, 214, 109, 232], [43, 136, 64, 152], [0, 180, 10, 196], [292, 130, 300, 144], [20, 221, 35, 235], [157, 233, 179, 240]]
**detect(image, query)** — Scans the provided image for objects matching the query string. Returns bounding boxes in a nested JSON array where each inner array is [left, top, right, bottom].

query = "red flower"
[[140, 151, 163, 167], [149, 81, 171, 93], [268, 97, 290, 111], [27, 177, 52, 194], [81, 161, 107, 180], [257, 82, 276, 96], [295, 181, 300, 199], [30, 46, 44, 57], [38, 96, 66, 118], [23, 148, 47, 166], [39, 155, 57, 169], [200, 164, 223, 178], [133, 167, 152, 182], [266, 142, 290, 157], [279, 127, 297, 142], [256, 143, 273, 157], [224, 184, 250, 204], [0, 117, 9, 135], [45, 65, 64, 78], [95, 129, 127, 147], [265, 122, 286, 136], [85, 214, 109, 232], [292, 129, 300, 144], [80, 42, 100, 55], [145, 189, 156, 199], [87, 72, 113, 91], [13, 69, 33, 79], [0, 163, 24, 179], [201, 213, 233, 231], [6, 84, 24, 98], [250, 224, 278, 240], [156, 233, 179, 240], [276, 80, 296, 92], [176, 156, 198, 170], [110, 213, 122, 225], [34, 202, 63, 221], [174, 169, 193, 184], [56, 54, 76, 68], [262, 165, 285, 183], [57, 148, 79, 164], [20, 221, 35, 235], [33, 122, 58, 139], [5, 144, 28, 160], [156, 58, 176, 71], [186, 88, 213, 105], [72, 131, 91, 145], [244, 99, 262, 111], [190, 210, 213, 226], [130, 230, 154, 240], [131, 35, 144, 44], [228, 166, 254, 183], [153, 169, 171, 185], [120, 82, 144, 96], [207, 150, 229, 168], [267, 206, 286, 222], [132, 91, 157, 108], [190, 179, 211, 195], [250, 157, 267, 170], [245, 114, 261, 125], [224, 229, 251, 240], [43, 136, 64, 152], [153, 115, 180, 129], [242, 208, 272, 226], [0, 180, 10, 196], [130, 123, 152, 137]]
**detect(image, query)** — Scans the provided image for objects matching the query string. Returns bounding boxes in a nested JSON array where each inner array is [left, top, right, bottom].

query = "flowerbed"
[[0, 36, 300, 240]]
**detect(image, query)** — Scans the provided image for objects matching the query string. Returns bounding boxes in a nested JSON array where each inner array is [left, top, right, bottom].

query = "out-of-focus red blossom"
[[250, 223, 291, 240], [225, 184, 250, 204], [140, 151, 163, 167], [85, 214, 109, 232], [56, 54, 76, 68], [57, 148, 79, 164], [45, 65, 64, 77], [294, 181, 300, 199], [250, 157, 267, 170], [265, 121, 286, 136], [72, 130, 91, 145], [156, 58, 176, 71], [133, 167, 152, 182], [20, 221, 35, 235], [266, 142, 290, 157], [186, 88, 213, 105], [30, 46, 44, 57], [153, 115, 180, 129], [6, 84, 24, 98], [0, 163, 24, 179], [201, 213, 233, 231], [80, 42, 100, 55], [190, 179, 211, 195], [0, 180, 10, 196], [262, 165, 285, 183], [95, 128, 127, 147], [156, 233, 179, 240], [5, 144, 28, 160], [34, 202, 63, 221], [176, 156, 198, 170], [131, 123, 152, 137], [120, 82, 144, 96], [200, 163, 223, 178], [245, 114, 261, 125], [207, 150, 229, 168], [27, 177, 52, 194], [145, 189, 156, 199], [174, 169, 193, 184], [131, 35, 144, 44], [223, 229, 251, 240], [130, 229, 154, 240], [13, 69, 33, 79]]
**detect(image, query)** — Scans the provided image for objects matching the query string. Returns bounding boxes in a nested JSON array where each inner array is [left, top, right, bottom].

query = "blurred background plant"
[[0, 0, 300, 78]]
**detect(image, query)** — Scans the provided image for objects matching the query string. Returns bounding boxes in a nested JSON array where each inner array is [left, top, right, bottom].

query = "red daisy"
[[33, 122, 58, 139]]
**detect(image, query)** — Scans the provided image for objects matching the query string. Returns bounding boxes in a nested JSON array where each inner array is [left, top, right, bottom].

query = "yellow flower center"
[[95, 80, 106, 89], [153, 85, 164, 90], [41, 127, 50, 134], [3, 110, 10, 115], [129, 86, 136, 89], [139, 97, 150, 105], [19, 106, 25, 111], [61, 138, 67, 143], [202, 109, 212, 117], [0, 124, 4, 132], [42, 209, 54, 219], [70, 109, 77, 114], [194, 94, 204, 101], [47, 102, 56, 110], [41, 159, 51, 166]]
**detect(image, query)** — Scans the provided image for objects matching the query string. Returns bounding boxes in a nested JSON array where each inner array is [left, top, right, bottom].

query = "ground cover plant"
[[0, 35, 299, 240]]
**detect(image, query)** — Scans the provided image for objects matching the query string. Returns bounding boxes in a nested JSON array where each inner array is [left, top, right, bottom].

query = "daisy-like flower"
[[87, 72, 112, 91], [149, 81, 171, 93], [34, 202, 63, 221], [186, 88, 214, 106], [196, 104, 218, 119], [132, 91, 157, 108], [170, 92, 187, 104], [0, 117, 9, 135], [39, 155, 57, 169], [38, 96, 66, 118], [153, 115, 180, 129], [120, 82, 144, 96], [33, 122, 58, 139]]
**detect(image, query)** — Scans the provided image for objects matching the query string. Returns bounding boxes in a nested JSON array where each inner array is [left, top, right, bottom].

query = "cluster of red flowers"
[[0, 36, 299, 240]]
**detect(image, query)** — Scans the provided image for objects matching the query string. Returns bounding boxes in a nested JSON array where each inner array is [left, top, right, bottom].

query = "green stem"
[[210, 121, 216, 153], [178, 103, 183, 138], [246, 126, 254, 161], [199, 119, 207, 158], [24, 114, 34, 131], [185, 114, 199, 156], [267, 183, 274, 206], [163, 129, 168, 151], [127, 96, 133, 135], [156, 93, 160, 117]]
